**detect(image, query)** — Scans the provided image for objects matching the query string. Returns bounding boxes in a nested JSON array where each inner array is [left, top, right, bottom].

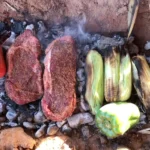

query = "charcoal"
[[81, 126, 90, 139], [11, 20, 25, 35], [0, 22, 5, 33]]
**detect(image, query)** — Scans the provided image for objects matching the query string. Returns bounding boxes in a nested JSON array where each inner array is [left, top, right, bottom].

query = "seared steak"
[[41, 36, 76, 121], [5, 30, 43, 105]]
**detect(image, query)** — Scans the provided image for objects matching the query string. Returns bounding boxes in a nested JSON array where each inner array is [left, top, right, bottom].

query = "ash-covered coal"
[[0, 18, 146, 143]]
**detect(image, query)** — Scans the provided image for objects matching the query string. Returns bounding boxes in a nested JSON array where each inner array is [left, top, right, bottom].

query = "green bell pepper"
[[95, 102, 140, 138]]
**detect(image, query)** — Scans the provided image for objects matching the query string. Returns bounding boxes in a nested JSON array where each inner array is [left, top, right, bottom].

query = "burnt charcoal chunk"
[[41, 36, 76, 121], [5, 30, 43, 105]]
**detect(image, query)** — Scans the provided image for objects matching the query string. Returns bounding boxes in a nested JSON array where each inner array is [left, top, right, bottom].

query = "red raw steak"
[[5, 30, 43, 105], [41, 36, 76, 121]]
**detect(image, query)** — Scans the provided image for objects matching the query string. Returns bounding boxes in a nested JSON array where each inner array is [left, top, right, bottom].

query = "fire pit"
[[0, 0, 150, 150]]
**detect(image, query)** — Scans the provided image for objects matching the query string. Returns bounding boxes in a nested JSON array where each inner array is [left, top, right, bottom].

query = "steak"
[[5, 30, 43, 105], [41, 36, 76, 121]]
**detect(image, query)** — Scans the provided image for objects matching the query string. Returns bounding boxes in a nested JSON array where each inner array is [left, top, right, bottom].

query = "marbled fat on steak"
[[5, 30, 43, 105], [41, 36, 76, 121]]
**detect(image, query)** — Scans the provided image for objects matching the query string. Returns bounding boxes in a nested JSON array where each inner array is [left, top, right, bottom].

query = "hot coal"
[[0, 18, 147, 147]]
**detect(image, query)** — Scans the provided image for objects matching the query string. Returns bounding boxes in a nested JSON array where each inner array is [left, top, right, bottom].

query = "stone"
[[0, 100, 5, 114], [34, 110, 47, 123], [56, 120, 66, 128], [47, 123, 59, 136], [35, 124, 47, 138], [67, 113, 94, 128], [0, 127, 36, 149], [62, 124, 72, 134], [6, 109, 18, 121], [23, 122, 36, 129]]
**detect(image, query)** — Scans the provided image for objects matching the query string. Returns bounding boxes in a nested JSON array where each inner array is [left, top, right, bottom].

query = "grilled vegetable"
[[85, 50, 104, 114], [95, 102, 140, 138], [118, 48, 132, 101], [0, 46, 6, 78], [132, 55, 150, 112], [104, 47, 120, 102]]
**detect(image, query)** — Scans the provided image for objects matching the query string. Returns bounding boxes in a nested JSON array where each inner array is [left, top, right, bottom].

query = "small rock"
[[145, 41, 150, 50], [23, 122, 36, 129], [35, 124, 47, 138], [56, 120, 66, 128], [0, 127, 36, 149], [47, 123, 59, 136], [81, 126, 90, 139], [0, 100, 6, 114], [25, 24, 34, 31], [62, 124, 72, 134], [2, 32, 16, 50], [1, 122, 18, 127], [67, 113, 94, 128], [6, 109, 18, 121], [34, 110, 47, 123], [77, 68, 85, 82], [80, 95, 89, 112]]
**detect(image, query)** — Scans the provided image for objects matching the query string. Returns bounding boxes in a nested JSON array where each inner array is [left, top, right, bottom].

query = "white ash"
[[67, 113, 94, 128], [94, 35, 125, 51], [23, 122, 37, 129], [47, 123, 59, 136], [145, 41, 150, 50], [35, 124, 47, 138]]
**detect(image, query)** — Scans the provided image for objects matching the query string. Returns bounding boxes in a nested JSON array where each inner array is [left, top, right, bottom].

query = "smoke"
[[63, 14, 91, 44]]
